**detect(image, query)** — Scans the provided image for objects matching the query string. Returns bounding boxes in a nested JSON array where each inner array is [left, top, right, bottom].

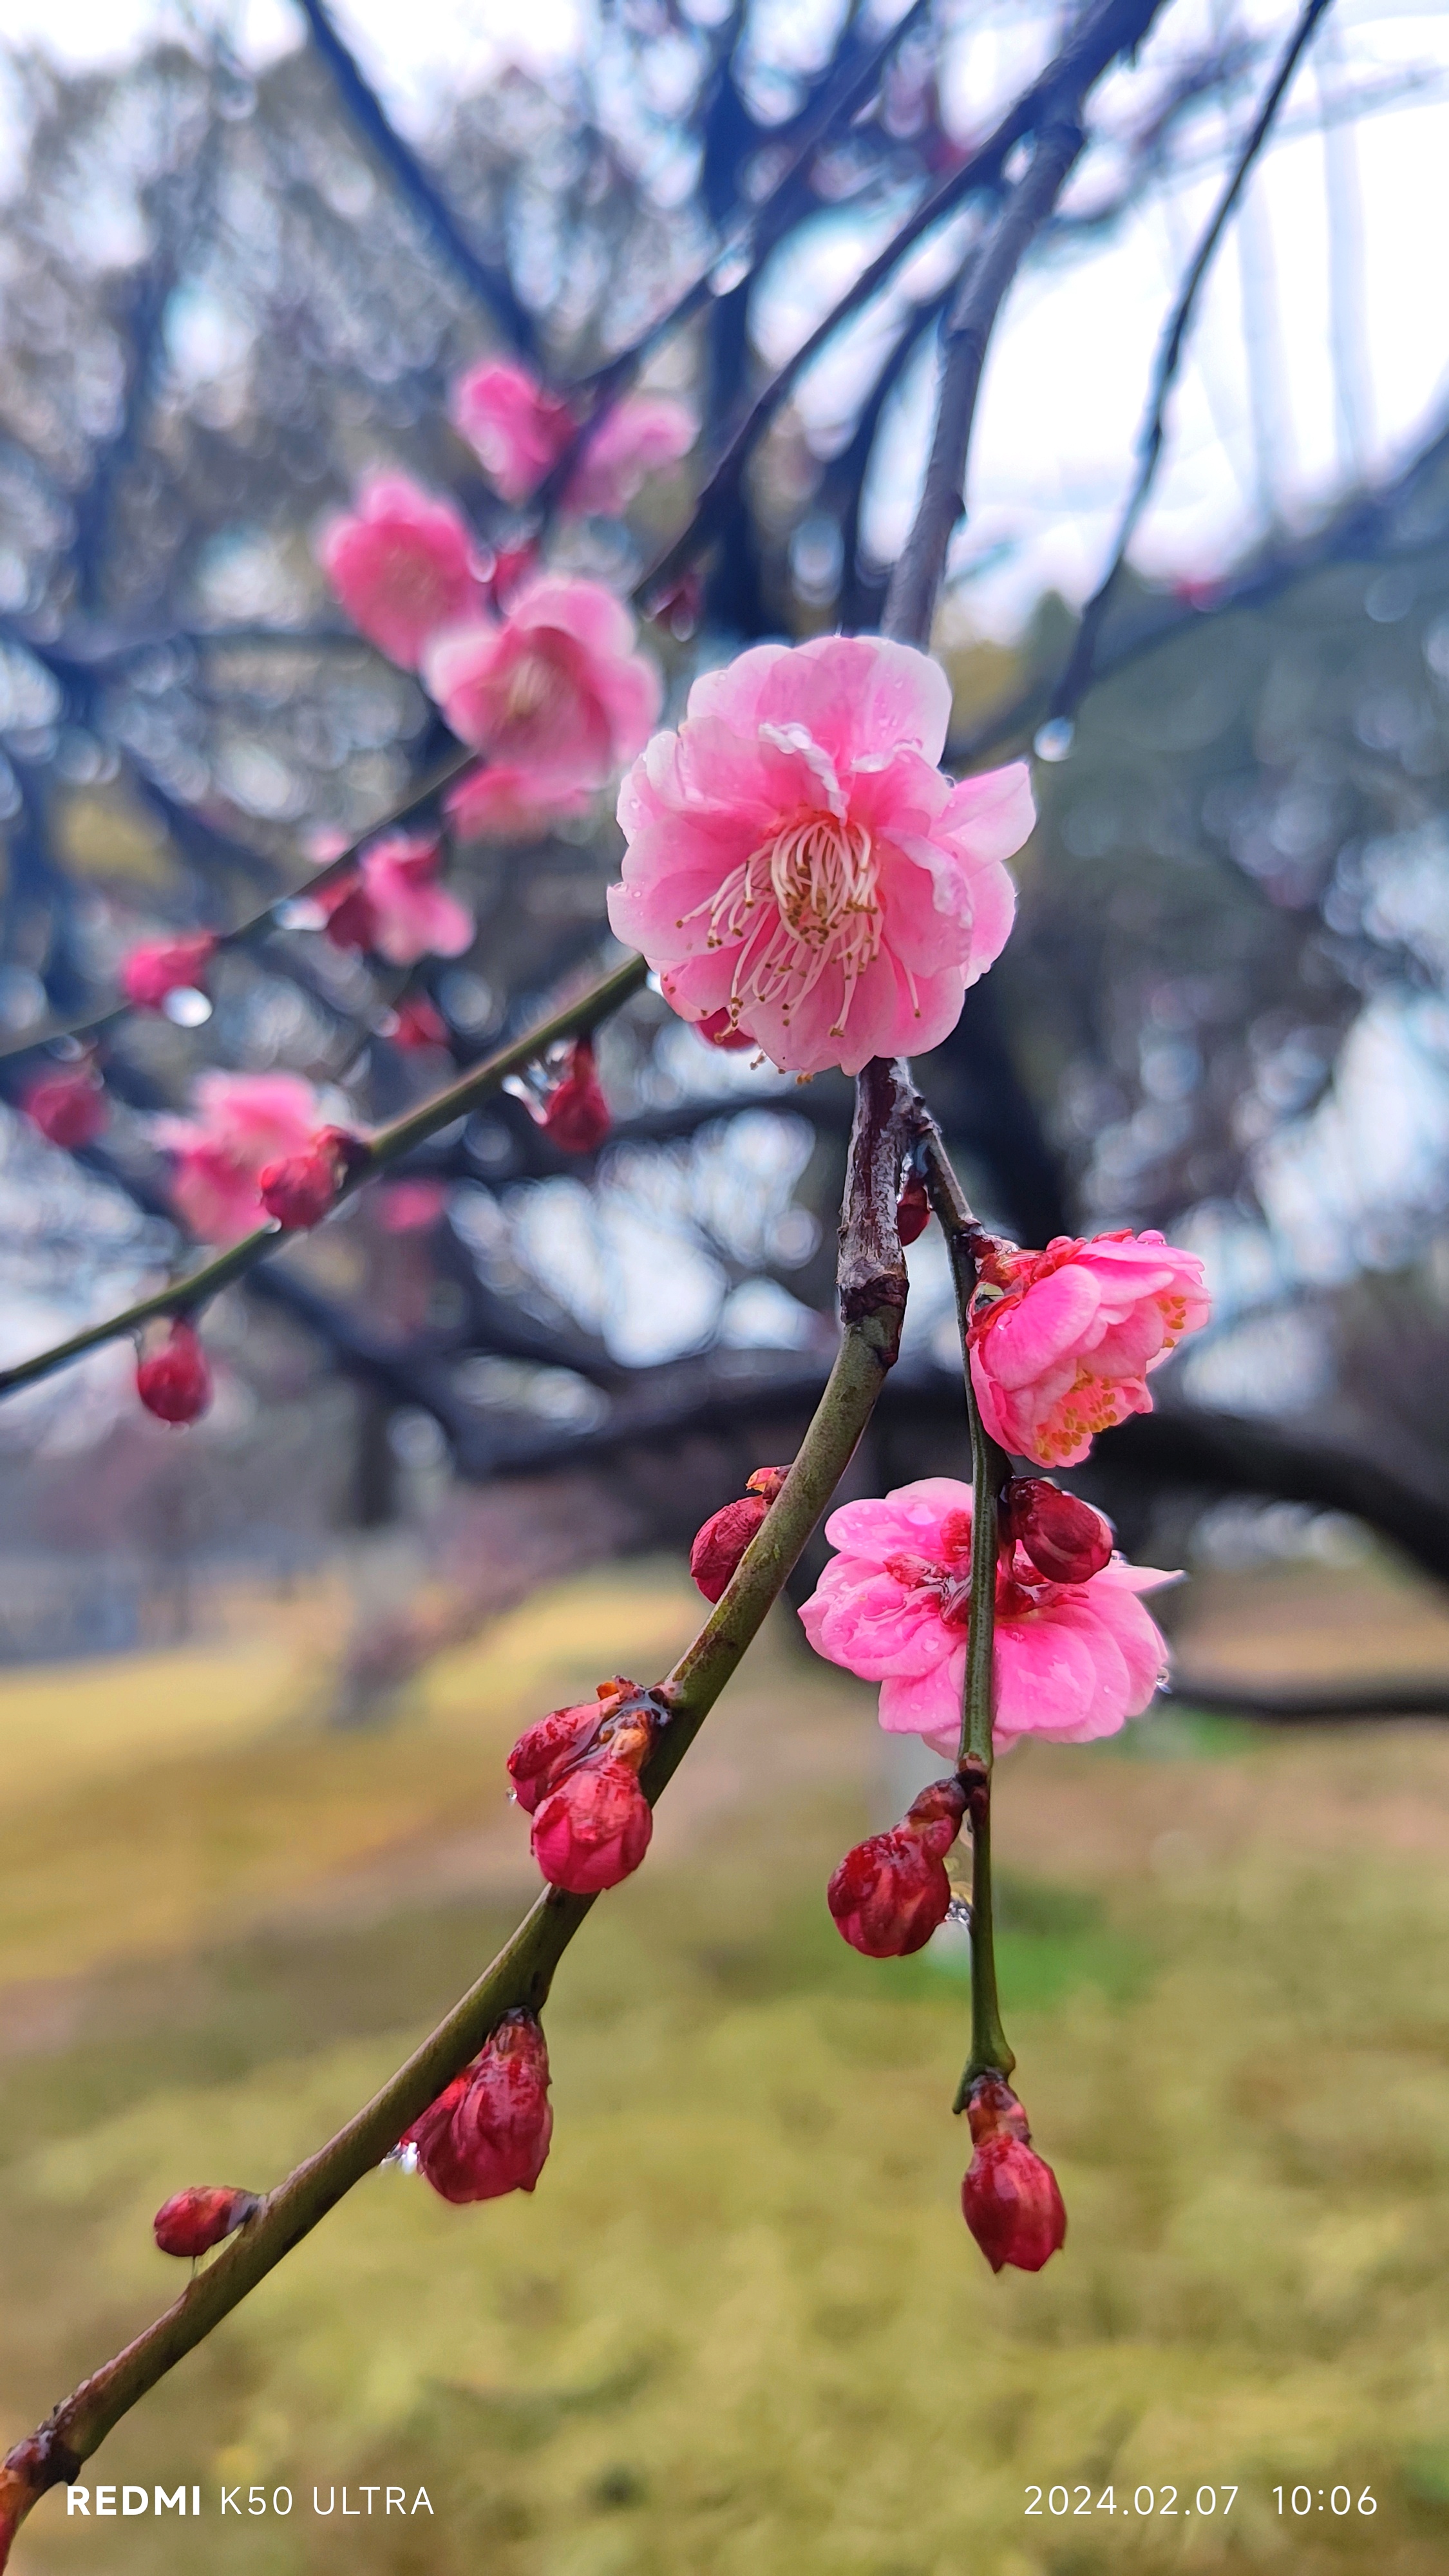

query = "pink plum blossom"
[[606, 635, 1034, 1076], [799, 1476, 1177, 1757], [155, 1071, 327, 1244], [319, 474, 482, 668], [451, 358, 694, 513], [444, 763, 592, 845], [357, 834, 474, 965], [424, 576, 659, 829], [120, 932, 218, 1011], [969, 1230, 1210, 1469]]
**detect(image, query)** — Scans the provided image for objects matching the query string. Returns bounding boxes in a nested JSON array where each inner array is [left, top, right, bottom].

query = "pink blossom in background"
[[451, 360, 576, 502], [444, 762, 591, 844], [155, 1070, 324, 1244], [120, 931, 218, 1010], [356, 834, 474, 965], [969, 1229, 1211, 1469], [425, 576, 659, 833], [379, 1177, 450, 1233], [22, 1066, 108, 1150], [451, 357, 694, 513], [799, 1476, 1177, 1757], [319, 474, 482, 669], [607, 634, 1034, 1076]]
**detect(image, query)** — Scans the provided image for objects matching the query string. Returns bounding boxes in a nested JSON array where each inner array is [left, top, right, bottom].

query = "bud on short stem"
[[153, 2185, 259, 2259], [960, 2074, 1066, 2274], [827, 1776, 969, 1957], [258, 1128, 365, 1229], [999, 1477, 1113, 1584], [136, 1318, 212, 1425], [689, 1466, 790, 1602]]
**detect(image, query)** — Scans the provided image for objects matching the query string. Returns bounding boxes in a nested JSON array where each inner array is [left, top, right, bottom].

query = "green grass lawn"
[[2, 1564, 1449, 2574]]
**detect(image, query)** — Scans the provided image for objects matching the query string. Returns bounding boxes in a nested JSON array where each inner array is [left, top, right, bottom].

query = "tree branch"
[[0, 1053, 911, 2559]]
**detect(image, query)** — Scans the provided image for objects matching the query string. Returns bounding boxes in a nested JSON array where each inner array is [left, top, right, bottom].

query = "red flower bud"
[[153, 2184, 258, 2258], [22, 1066, 108, 1150], [694, 1008, 754, 1052], [961, 2076, 1066, 2274], [403, 2011, 553, 2204], [386, 994, 448, 1050], [508, 1698, 607, 1814], [321, 877, 381, 953], [258, 1127, 362, 1229], [120, 933, 218, 1011], [540, 1038, 611, 1153], [689, 1465, 790, 1602], [827, 1777, 967, 1957], [136, 1318, 213, 1425], [531, 1754, 652, 1893], [1001, 1479, 1113, 1584], [896, 1168, 931, 1245]]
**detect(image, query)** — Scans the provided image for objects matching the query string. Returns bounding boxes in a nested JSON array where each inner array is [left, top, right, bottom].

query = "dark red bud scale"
[[540, 1038, 611, 1153], [154, 2184, 259, 2259], [896, 1168, 931, 1246], [689, 1465, 790, 1602], [960, 2075, 1066, 2275], [827, 1775, 967, 1957], [1000, 1479, 1113, 1584], [137, 1318, 213, 1426]]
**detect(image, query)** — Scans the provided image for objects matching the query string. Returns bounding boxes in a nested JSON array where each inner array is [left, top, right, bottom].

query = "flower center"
[[501, 649, 563, 730], [683, 810, 884, 1035]]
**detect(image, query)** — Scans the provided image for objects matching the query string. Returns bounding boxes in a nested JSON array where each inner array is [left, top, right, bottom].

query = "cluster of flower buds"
[[828, 1776, 969, 1957], [688, 1465, 790, 1602], [538, 1037, 611, 1155], [401, 2011, 553, 2204], [960, 2074, 1066, 2275], [120, 932, 218, 1013], [258, 1126, 366, 1231], [153, 2183, 259, 2259], [21, 1063, 108, 1151], [136, 1317, 213, 1426], [509, 1678, 668, 1895], [998, 1477, 1113, 1585]]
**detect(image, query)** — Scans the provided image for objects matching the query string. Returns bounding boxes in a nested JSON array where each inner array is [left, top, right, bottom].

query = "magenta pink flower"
[[357, 833, 474, 966], [319, 473, 482, 669], [155, 1070, 325, 1244], [606, 636, 1033, 1076], [799, 1475, 1177, 1756], [425, 576, 659, 830], [451, 358, 694, 513], [969, 1230, 1211, 1470]]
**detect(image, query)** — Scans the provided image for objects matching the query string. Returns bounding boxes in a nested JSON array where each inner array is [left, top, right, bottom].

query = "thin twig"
[[0, 951, 649, 1402], [0, 1056, 913, 2560], [1041, 0, 1338, 736]]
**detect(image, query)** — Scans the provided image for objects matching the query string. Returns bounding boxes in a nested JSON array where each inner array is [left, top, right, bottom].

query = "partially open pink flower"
[[120, 931, 218, 1011], [969, 1230, 1210, 1469], [607, 636, 1033, 1076], [451, 358, 694, 514], [155, 1071, 325, 1244], [425, 577, 660, 829], [403, 2012, 553, 2204], [357, 834, 474, 967], [319, 473, 482, 669], [799, 1475, 1177, 1756]]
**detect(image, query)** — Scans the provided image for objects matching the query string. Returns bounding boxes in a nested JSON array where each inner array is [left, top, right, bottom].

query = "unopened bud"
[[258, 1127, 363, 1229], [386, 994, 448, 1050], [531, 1753, 652, 1894], [896, 1168, 931, 1245], [153, 2184, 258, 2258], [689, 1465, 790, 1602], [1001, 1479, 1112, 1584], [120, 933, 218, 1011], [321, 876, 380, 953], [694, 1007, 753, 1052], [402, 2011, 553, 2203], [540, 1039, 611, 1153], [960, 2075, 1066, 2274], [22, 1066, 108, 1150], [137, 1318, 212, 1426], [827, 1776, 967, 1956], [508, 1698, 607, 1814]]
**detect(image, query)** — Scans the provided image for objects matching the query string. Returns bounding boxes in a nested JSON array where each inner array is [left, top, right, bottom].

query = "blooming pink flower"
[[798, 1475, 1177, 1757], [358, 835, 474, 967], [402, 2012, 553, 2204], [607, 635, 1034, 1076], [319, 473, 482, 669], [451, 358, 694, 514], [969, 1229, 1211, 1469], [136, 1318, 213, 1425], [155, 1071, 325, 1244], [425, 577, 660, 833], [120, 932, 218, 1011]]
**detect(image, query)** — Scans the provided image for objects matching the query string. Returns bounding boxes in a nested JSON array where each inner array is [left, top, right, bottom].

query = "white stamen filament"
[[679, 813, 882, 1032]]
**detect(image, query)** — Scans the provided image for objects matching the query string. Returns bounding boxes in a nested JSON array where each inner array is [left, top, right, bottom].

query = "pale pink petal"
[[937, 762, 1037, 864]]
